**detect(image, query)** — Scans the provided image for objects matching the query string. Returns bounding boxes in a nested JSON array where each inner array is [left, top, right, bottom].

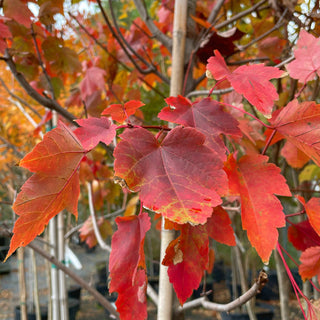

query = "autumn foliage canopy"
[[1, 0, 320, 319]]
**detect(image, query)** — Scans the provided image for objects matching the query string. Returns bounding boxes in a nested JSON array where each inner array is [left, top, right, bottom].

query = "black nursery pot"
[[96, 261, 109, 283], [68, 298, 81, 320], [0, 239, 11, 274], [14, 305, 48, 320], [68, 285, 82, 302], [104, 293, 118, 319]]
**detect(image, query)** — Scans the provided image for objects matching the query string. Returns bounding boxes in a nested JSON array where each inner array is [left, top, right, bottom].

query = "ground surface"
[[0, 243, 305, 320]]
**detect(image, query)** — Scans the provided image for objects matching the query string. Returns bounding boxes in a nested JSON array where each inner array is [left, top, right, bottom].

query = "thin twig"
[[207, 0, 226, 24], [227, 57, 270, 65], [0, 77, 41, 118], [237, 10, 287, 53], [30, 24, 55, 99], [64, 208, 125, 240], [86, 182, 111, 252], [215, 0, 268, 30], [9, 98, 44, 139], [186, 88, 233, 98], [0, 135, 24, 158], [107, 0, 160, 73], [132, 0, 172, 52], [68, 12, 130, 72], [96, 0, 169, 84], [275, 55, 295, 69], [234, 245, 257, 320], [69, 12, 168, 96], [0, 201, 13, 205]]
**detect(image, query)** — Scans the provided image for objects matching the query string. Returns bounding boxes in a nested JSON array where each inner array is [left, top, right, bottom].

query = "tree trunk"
[[49, 216, 60, 320], [18, 247, 27, 320], [274, 250, 290, 319], [157, 1, 188, 319], [58, 212, 68, 320], [31, 248, 41, 320]]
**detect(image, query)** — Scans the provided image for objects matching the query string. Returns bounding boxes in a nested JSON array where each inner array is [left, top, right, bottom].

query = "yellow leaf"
[[124, 196, 140, 216], [150, 0, 160, 17], [299, 164, 320, 183], [118, 12, 128, 20]]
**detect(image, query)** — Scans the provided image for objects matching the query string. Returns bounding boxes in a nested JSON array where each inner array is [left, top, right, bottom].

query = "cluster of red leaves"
[[6, 29, 320, 320]]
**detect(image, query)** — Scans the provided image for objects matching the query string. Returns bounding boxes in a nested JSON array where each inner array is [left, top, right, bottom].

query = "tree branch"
[[178, 270, 268, 312], [215, 0, 268, 30], [28, 241, 120, 319], [132, 0, 172, 52], [207, 0, 225, 24], [186, 88, 233, 98], [4, 50, 76, 124], [64, 208, 125, 240]]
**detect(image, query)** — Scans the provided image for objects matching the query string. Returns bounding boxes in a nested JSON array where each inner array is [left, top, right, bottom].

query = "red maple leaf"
[[158, 96, 240, 161], [109, 211, 151, 320], [206, 50, 284, 115], [6, 122, 86, 260], [80, 66, 106, 100], [0, 20, 11, 54], [0, 20, 11, 38], [258, 36, 287, 63], [3, 0, 33, 27], [286, 30, 320, 83], [224, 154, 291, 263], [206, 206, 236, 246], [101, 100, 145, 123], [288, 220, 320, 251], [162, 223, 209, 304], [196, 27, 245, 64], [296, 196, 320, 238], [299, 246, 320, 285], [280, 140, 310, 168], [272, 99, 320, 166], [74, 117, 117, 151], [114, 126, 228, 224]]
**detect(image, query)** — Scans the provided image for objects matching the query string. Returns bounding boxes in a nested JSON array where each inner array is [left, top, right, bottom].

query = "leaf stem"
[[208, 78, 227, 97], [182, 49, 195, 96], [261, 129, 277, 155], [219, 101, 273, 129], [276, 243, 310, 320], [116, 124, 171, 131], [285, 210, 306, 219]]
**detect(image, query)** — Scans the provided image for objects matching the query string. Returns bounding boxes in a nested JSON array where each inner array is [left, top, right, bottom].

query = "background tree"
[[1, 1, 320, 320]]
